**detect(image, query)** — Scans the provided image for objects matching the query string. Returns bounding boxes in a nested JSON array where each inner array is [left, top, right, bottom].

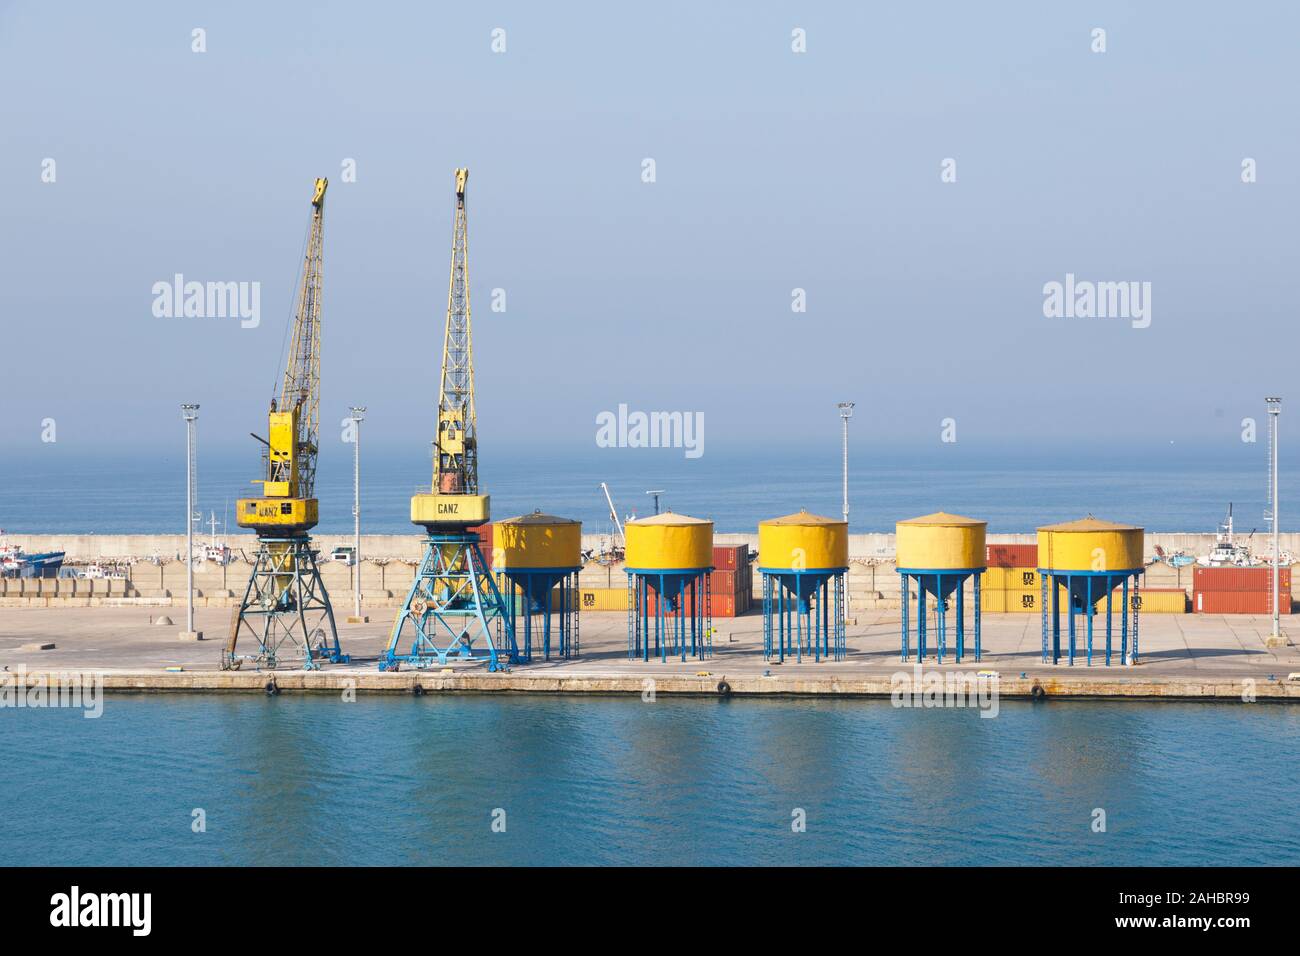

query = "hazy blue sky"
[[1, 0, 1296, 467]]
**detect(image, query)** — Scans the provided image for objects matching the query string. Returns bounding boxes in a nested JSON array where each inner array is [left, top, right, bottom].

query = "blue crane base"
[[223, 535, 349, 671], [1039, 569, 1142, 666], [382, 533, 516, 672]]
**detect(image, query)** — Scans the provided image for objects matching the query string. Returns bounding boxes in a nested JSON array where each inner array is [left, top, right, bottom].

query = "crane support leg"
[[383, 533, 517, 672], [222, 535, 346, 670]]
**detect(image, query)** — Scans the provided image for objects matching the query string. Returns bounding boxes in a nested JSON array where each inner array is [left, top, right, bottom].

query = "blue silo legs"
[[1121, 578, 1129, 665], [901, 574, 910, 662]]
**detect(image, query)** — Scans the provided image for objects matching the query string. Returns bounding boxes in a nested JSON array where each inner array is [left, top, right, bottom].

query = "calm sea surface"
[[2, 696, 1297, 866], [0, 442, 1293, 535]]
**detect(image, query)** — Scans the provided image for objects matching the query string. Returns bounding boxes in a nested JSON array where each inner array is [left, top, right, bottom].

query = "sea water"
[[2, 695, 1297, 866]]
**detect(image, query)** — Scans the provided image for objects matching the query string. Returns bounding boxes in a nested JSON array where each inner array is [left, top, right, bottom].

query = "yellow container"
[[1037, 516, 1143, 572], [494, 511, 582, 570], [758, 510, 848, 570], [1055, 585, 1186, 614], [1005, 567, 1040, 590], [896, 512, 986, 570], [980, 567, 1012, 590], [1005, 588, 1040, 612], [1136, 590, 1186, 614], [980, 589, 1007, 613], [625, 512, 713, 570], [574, 587, 630, 612]]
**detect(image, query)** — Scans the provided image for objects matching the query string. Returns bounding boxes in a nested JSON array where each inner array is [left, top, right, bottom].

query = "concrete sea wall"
[[1, 533, 1295, 610]]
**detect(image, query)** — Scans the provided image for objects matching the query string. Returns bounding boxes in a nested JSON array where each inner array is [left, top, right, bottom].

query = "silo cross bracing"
[[1037, 516, 1144, 666], [896, 512, 986, 663], [758, 511, 848, 662], [624, 511, 714, 661], [494, 512, 583, 661]]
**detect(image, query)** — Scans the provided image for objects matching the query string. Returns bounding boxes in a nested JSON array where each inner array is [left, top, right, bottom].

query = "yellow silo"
[[493, 511, 583, 662], [625, 511, 713, 570], [895, 512, 986, 570], [894, 512, 988, 664], [758, 510, 850, 663], [494, 512, 582, 569], [1037, 515, 1145, 667], [758, 510, 848, 571], [625, 512, 715, 663], [1037, 516, 1143, 572]]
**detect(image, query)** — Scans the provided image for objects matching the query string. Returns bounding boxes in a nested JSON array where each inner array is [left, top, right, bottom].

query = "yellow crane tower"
[[224, 177, 347, 670], [383, 168, 517, 671]]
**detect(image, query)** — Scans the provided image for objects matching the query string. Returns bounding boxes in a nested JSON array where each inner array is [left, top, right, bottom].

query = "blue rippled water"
[[2, 696, 1297, 866]]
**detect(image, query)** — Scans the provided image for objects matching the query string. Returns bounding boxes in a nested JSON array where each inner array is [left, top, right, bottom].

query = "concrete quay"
[[1, 606, 1297, 702]]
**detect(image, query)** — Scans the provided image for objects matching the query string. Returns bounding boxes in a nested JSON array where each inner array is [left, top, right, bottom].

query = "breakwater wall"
[[8, 531, 1298, 563]]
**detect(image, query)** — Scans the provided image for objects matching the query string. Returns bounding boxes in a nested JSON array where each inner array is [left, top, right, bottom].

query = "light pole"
[[646, 489, 664, 515], [837, 403, 855, 526], [1267, 397, 1284, 646], [347, 406, 368, 623], [180, 404, 202, 641]]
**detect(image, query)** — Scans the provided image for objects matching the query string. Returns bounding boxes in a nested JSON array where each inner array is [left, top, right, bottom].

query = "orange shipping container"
[[1193, 566, 1291, 593], [1194, 590, 1293, 614], [712, 545, 748, 571], [709, 569, 747, 594], [987, 544, 1038, 568], [645, 590, 742, 618]]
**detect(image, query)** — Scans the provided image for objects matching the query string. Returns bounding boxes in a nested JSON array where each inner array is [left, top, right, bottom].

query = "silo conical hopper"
[[494, 512, 583, 661], [1037, 516, 1144, 666], [759, 510, 849, 662], [895, 512, 987, 662], [625, 511, 714, 661]]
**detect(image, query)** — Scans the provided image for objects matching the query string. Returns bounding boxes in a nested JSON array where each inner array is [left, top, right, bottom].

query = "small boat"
[[1195, 504, 1262, 567], [0, 539, 66, 578]]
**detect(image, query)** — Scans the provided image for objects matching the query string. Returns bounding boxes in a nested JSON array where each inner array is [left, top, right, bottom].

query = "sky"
[[1, 1, 1297, 469]]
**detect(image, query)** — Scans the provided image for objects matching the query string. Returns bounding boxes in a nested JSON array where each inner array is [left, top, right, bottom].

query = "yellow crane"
[[383, 168, 516, 671], [224, 177, 347, 670], [411, 167, 488, 527]]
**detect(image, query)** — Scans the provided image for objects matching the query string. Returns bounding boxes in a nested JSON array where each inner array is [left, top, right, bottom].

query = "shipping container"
[[1194, 589, 1293, 614], [987, 544, 1038, 568], [980, 589, 1006, 613], [1007, 567, 1040, 589], [1131, 589, 1187, 614], [575, 587, 629, 612], [1055, 586, 1186, 614], [1005, 589, 1040, 612], [980, 567, 1040, 590], [711, 545, 748, 571], [1192, 566, 1291, 593], [646, 591, 742, 618], [466, 523, 495, 567], [708, 569, 747, 594]]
